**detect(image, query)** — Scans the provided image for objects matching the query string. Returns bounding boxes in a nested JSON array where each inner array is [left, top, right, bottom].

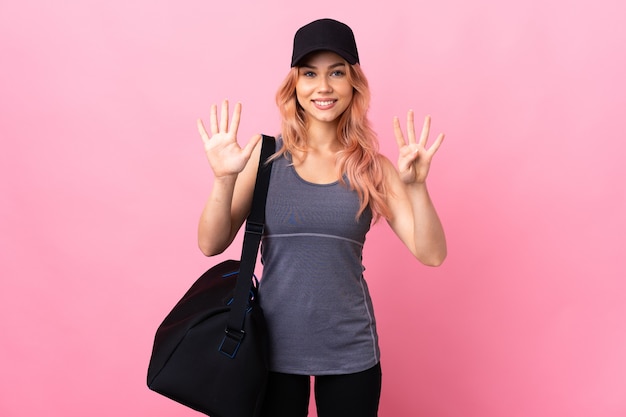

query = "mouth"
[[313, 99, 337, 109]]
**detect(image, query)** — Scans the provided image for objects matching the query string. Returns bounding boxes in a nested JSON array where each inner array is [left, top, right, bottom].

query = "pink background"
[[2, 0, 625, 416]]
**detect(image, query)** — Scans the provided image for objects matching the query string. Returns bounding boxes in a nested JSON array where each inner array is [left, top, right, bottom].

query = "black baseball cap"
[[290, 18, 360, 67]]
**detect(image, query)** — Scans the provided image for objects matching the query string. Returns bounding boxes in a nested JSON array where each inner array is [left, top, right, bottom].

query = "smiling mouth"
[[313, 99, 337, 107]]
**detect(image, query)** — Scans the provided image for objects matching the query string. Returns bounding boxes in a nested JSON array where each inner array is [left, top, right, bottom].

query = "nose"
[[318, 76, 333, 93]]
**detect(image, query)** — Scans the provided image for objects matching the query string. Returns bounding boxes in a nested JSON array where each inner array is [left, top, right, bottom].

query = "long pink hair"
[[274, 63, 391, 221]]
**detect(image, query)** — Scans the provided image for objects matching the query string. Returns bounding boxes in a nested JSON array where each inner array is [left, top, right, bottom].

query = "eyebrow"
[[299, 62, 346, 70]]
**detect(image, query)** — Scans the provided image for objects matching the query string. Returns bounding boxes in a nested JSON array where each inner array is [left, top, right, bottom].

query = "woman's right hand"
[[197, 99, 262, 179]]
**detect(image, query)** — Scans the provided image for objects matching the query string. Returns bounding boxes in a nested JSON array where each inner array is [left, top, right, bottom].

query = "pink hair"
[[274, 63, 391, 221]]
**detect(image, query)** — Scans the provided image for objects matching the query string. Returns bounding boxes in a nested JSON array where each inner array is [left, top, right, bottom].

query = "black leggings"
[[260, 362, 381, 417]]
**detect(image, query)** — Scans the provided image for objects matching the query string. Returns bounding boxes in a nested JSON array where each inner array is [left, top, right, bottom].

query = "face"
[[295, 51, 354, 127]]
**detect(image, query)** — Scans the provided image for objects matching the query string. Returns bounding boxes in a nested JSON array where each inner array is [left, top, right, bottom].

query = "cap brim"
[[291, 46, 358, 67]]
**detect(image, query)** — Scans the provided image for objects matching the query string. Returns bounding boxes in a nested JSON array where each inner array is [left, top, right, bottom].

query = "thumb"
[[400, 144, 419, 162], [242, 134, 263, 158]]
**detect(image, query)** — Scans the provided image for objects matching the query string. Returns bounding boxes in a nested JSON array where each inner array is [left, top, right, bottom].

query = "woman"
[[197, 18, 446, 417]]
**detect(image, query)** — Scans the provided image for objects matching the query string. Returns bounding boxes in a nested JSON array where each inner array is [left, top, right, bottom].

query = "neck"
[[305, 121, 341, 153]]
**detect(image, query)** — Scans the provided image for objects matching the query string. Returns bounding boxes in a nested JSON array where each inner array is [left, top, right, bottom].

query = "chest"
[[265, 160, 371, 242], [291, 157, 340, 184]]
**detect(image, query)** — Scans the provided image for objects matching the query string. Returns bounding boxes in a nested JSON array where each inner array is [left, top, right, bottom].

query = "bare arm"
[[196, 100, 262, 256], [384, 111, 447, 266]]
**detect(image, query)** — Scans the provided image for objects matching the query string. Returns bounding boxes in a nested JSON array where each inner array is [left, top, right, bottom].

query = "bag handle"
[[220, 134, 275, 357]]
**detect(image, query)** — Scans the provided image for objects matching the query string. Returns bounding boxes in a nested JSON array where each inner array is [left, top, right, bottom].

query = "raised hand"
[[197, 100, 261, 178], [393, 111, 445, 184]]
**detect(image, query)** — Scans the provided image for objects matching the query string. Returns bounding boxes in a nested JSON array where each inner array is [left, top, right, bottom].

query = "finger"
[[210, 103, 218, 135], [197, 118, 210, 141], [399, 140, 420, 161], [427, 133, 445, 155], [219, 99, 229, 132], [419, 115, 431, 147], [393, 116, 406, 148], [242, 134, 262, 158], [407, 110, 417, 144], [229, 102, 242, 138]]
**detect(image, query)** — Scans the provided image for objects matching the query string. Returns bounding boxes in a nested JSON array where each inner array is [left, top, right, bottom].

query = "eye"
[[301, 70, 316, 77], [330, 69, 346, 77]]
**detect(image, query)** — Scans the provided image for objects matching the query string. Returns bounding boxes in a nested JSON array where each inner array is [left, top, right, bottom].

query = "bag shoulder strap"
[[220, 135, 275, 357]]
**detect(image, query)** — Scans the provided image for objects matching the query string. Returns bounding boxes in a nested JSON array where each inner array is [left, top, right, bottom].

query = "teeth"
[[315, 100, 334, 106]]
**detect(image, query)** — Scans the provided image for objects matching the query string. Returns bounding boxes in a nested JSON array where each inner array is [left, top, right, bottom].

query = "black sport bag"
[[147, 135, 275, 417]]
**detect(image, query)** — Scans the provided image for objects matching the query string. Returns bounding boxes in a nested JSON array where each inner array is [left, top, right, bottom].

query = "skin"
[[196, 51, 447, 266], [290, 53, 354, 184]]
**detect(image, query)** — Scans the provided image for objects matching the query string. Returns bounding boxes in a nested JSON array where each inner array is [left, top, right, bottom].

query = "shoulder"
[[374, 153, 406, 205], [376, 153, 399, 181], [376, 152, 394, 169]]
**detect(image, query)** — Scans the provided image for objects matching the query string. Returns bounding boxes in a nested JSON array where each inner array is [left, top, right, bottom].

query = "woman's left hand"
[[393, 111, 445, 184]]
